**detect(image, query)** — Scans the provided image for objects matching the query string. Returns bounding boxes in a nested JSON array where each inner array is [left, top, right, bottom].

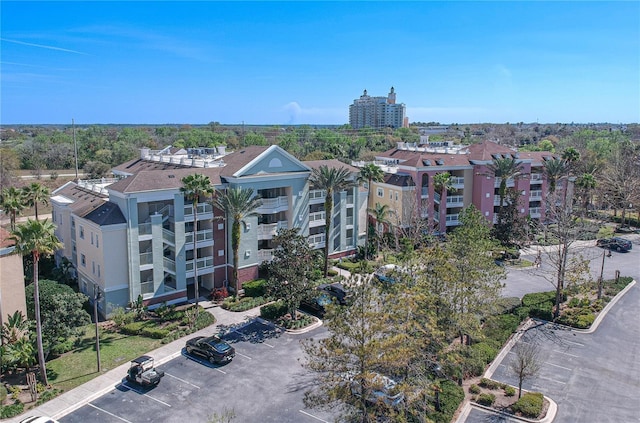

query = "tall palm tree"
[[370, 203, 390, 256], [180, 174, 214, 306], [561, 147, 580, 173], [309, 165, 354, 277], [488, 157, 525, 213], [213, 187, 262, 294], [1, 186, 25, 230], [433, 172, 454, 226], [10, 218, 62, 386], [358, 163, 384, 259], [22, 182, 50, 221], [576, 173, 597, 216], [543, 158, 567, 194]]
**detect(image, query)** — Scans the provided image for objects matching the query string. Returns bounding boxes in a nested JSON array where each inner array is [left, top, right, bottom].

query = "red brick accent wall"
[[238, 265, 259, 288], [143, 290, 186, 306]]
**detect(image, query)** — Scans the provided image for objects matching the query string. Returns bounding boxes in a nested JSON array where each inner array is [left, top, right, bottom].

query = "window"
[[81, 254, 86, 267], [377, 188, 383, 197], [218, 223, 224, 230], [91, 232, 94, 245], [79, 226, 84, 239], [96, 236, 99, 248], [97, 265, 101, 277], [389, 191, 393, 200], [395, 192, 398, 201], [218, 250, 225, 257], [71, 217, 75, 228], [92, 262, 95, 274]]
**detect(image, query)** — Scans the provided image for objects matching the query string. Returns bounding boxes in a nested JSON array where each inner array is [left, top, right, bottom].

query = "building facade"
[[363, 140, 556, 233], [349, 87, 407, 129], [0, 228, 27, 327], [50, 145, 365, 317]]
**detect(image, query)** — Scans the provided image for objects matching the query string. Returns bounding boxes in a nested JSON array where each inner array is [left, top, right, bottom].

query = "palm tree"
[[22, 182, 50, 221], [370, 203, 390, 256], [358, 163, 384, 259], [10, 218, 62, 385], [1, 186, 25, 230], [180, 174, 214, 306], [213, 187, 262, 294], [576, 173, 597, 216], [561, 147, 580, 173], [309, 165, 354, 277], [543, 158, 567, 194], [488, 157, 525, 213], [433, 172, 453, 227]]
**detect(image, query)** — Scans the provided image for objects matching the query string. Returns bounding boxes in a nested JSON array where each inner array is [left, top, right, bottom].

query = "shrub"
[[260, 301, 287, 320], [482, 314, 521, 344], [141, 327, 170, 339], [111, 306, 135, 327], [211, 287, 230, 301], [504, 385, 516, 396], [0, 401, 23, 418], [511, 392, 544, 418], [9, 386, 21, 400], [470, 342, 498, 365], [479, 378, 501, 390], [50, 338, 75, 356], [468, 384, 481, 394], [476, 393, 495, 406], [0, 385, 7, 402], [427, 380, 465, 423], [194, 310, 216, 330], [277, 313, 315, 330], [35, 388, 62, 405], [521, 291, 557, 307], [243, 279, 266, 298], [223, 296, 267, 312], [121, 321, 147, 335]]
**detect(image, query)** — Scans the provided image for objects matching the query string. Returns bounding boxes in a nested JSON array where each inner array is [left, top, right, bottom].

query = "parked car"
[[19, 418, 60, 423], [126, 355, 164, 387], [301, 282, 350, 316], [374, 264, 414, 284], [596, 237, 632, 252], [185, 335, 235, 364], [349, 372, 405, 408]]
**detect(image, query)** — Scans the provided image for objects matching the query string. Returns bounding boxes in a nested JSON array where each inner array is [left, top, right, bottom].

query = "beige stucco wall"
[[0, 252, 27, 326]]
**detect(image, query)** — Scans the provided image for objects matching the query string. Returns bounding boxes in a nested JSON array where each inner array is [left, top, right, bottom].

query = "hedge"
[[476, 393, 496, 406], [511, 392, 544, 418], [243, 279, 267, 298], [260, 301, 288, 320]]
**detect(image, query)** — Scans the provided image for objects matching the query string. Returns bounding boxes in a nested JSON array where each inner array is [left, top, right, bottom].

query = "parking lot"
[[59, 320, 336, 423]]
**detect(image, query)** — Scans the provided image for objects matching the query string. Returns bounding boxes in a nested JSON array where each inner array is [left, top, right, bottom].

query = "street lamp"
[[94, 286, 103, 372], [597, 248, 609, 300]]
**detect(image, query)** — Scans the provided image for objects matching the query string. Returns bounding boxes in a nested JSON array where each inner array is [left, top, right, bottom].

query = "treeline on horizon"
[[0, 122, 637, 183]]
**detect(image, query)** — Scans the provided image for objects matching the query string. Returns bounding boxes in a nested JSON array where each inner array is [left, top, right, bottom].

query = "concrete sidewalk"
[[5, 303, 260, 423]]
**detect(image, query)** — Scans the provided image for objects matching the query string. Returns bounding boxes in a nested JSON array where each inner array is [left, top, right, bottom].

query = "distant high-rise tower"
[[349, 87, 406, 129]]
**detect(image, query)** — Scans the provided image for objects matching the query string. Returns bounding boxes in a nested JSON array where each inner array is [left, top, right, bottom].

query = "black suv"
[[596, 237, 632, 252]]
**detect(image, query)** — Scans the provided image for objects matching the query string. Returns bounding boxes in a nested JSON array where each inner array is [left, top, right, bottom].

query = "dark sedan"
[[596, 237, 632, 252], [301, 282, 350, 316], [185, 336, 235, 364]]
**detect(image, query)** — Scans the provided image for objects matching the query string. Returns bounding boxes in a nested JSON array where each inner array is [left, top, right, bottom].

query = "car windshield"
[[316, 292, 332, 306], [207, 337, 231, 352]]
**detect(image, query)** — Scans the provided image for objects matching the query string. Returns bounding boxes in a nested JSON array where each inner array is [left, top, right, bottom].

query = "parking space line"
[[88, 403, 133, 422], [262, 342, 275, 348], [539, 375, 566, 385], [547, 362, 572, 371], [236, 352, 252, 360], [123, 382, 172, 407], [299, 410, 329, 422], [165, 372, 201, 389], [552, 349, 579, 358], [215, 368, 227, 374], [563, 340, 584, 347]]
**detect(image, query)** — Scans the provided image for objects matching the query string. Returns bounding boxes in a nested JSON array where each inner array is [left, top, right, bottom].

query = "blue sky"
[[1, 1, 638, 125]]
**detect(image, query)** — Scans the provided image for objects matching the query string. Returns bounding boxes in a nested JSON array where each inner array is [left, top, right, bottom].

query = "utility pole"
[[94, 285, 102, 372], [597, 248, 606, 299], [72, 118, 79, 181]]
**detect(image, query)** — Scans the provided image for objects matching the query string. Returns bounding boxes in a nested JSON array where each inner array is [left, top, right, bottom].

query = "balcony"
[[530, 173, 543, 182], [446, 195, 464, 207], [140, 279, 154, 295], [421, 187, 429, 198], [494, 177, 515, 188], [529, 190, 542, 200], [309, 211, 326, 228], [257, 221, 288, 239], [163, 257, 176, 273], [138, 222, 152, 238], [530, 207, 542, 218], [308, 233, 326, 248], [434, 192, 441, 204], [445, 213, 460, 226], [451, 176, 465, 187], [346, 195, 354, 206], [140, 251, 153, 266], [184, 203, 213, 221], [185, 229, 214, 246], [309, 190, 326, 204], [257, 249, 274, 263], [256, 196, 288, 213], [186, 256, 214, 273]]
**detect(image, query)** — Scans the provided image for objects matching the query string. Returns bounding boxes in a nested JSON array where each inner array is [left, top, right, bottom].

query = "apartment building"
[[349, 87, 407, 129], [364, 140, 555, 233], [0, 227, 27, 326], [50, 145, 364, 316]]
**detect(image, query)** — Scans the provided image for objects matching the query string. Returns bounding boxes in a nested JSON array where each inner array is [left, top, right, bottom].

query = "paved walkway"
[[5, 304, 261, 422]]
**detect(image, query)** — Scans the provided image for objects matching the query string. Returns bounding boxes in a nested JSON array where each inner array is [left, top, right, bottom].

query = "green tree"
[[301, 277, 406, 422], [445, 207, 505, 343], [370, 203, 390, 256], [1, 186, 25, 230], [575, 173, 597, 217], [22, 182, 50, 221], [543, 158, 567, 194], [10, 219, 63, 385], [25, 280, 91, 355], [213, 187, 262, 294], [265, 229, 318, 319], [309, 165, 355, 277], [181, 174, 215, 306], [1, 310, 29, 345], [358, 164, 385, 259]]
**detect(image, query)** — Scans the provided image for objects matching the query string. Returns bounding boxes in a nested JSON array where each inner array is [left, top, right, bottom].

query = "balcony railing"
[[186, 256, 214, 272], [163, 228, 175, 245], [257, 196, 288, 211], [421, 187, 429, 197], [434, 192, 441, 204], [309, 190, 326, 202], [185, 229, 214, 245], [184, 203, 213, 219], [530, 207, 542, 216], [308, 234, 326, 247], [346, 195, 354, 205], [140, 279, 154, 295], [163, 257, 176, 272], [309, 211, 326, 224], [446, 195, 464, 207], [529, 190, 542, 200], [257, 221, 288, 238], [140, 252, 153, 265], [530, 173, 543, 182], [495, 177, 515, 188], [257, 249, 274, 262], [138, 222, 152, 236], [445, 214, 460, 226]]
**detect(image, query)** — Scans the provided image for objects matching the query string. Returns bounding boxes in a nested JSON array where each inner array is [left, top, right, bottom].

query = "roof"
[[383, 173, 415, 187], [0, 227, 14, 248], [51, 183, 108, 217], [303, 159, 359, 173], [464, 140, 516, 161], [81, 201, 126, 225]]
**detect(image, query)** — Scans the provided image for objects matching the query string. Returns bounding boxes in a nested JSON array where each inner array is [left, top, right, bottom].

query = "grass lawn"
[[47, 325, 161, 392]]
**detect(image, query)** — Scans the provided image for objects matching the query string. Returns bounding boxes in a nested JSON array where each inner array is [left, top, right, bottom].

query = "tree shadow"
[[217, 318, 283, 344]]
